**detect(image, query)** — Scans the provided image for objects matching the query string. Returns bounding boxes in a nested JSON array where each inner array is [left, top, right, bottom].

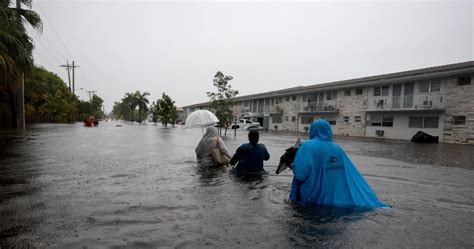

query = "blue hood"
[[309, 119, 333, 141]]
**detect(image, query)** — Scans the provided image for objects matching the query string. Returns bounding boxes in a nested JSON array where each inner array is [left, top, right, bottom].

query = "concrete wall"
[[443, 76, 474, 144], [336, 88, 368, 136]]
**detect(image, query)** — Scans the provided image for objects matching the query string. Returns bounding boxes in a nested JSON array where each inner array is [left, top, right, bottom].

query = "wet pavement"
[[1, 122, 473, 248]]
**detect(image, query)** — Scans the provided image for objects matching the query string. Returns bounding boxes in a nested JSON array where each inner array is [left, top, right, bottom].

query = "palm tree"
[[1, 0, 42, 128], [122, 92, 136, 123], [134, 90, 149, 124]]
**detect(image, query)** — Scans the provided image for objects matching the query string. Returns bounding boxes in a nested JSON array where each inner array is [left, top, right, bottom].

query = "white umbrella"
[[184, 110, 219, 129]]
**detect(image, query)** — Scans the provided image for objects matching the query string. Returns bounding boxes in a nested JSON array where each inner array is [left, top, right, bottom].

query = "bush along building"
[[183, 61, 474, 144]]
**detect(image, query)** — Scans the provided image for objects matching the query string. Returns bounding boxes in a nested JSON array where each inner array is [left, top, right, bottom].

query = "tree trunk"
[[8, 91, 18, 128], [224, 126, 227, 136], [131, 108, 134, 123]]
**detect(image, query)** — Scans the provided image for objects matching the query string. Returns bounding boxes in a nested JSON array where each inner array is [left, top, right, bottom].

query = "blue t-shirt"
[[230, 143, 270, 174]]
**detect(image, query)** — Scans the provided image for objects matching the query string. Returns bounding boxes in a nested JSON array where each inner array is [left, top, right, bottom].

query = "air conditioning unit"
[[376, 130, 384, 137], [422, 100, 433, 106]]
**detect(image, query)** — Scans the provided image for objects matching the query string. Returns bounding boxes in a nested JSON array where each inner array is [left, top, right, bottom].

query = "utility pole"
[[60, 60, 78, 94], [59, 61, 71, 91], [72, 60, 78, 95], [16, 0, 25, 130], [86, 90, 96, 101]]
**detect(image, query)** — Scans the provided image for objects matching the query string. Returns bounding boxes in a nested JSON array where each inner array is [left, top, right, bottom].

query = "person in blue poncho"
[[290, 119, 387, 208]]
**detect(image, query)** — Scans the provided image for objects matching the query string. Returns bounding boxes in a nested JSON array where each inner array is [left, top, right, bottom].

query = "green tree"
[[156, 92, 177, 128], [39, 89, 76, 123], [0, 0, 42, 128], [122, 92, 136, 123], [206, 71, 239, 135], [134, 90, 149, 123]]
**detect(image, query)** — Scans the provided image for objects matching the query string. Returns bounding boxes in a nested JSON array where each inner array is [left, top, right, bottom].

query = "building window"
[[409, 117, 423, 128], [343, 116, 350, 123], [270, 98, 274, 105], [292, 95, 296, 101], [286, 96, 290, 102], [409, 116, 439, 128], [272, 115, 282, 124], [355, 116, 361, 122], [328, 120, 336, 125], [420, 81, 441, 93], [326, 91, 337, 100], [424, 117, 439, 128], [382, 117, 393, 127], [457, 76, 471, 86], [371, 116, 382, 126], [344, 90, 351, 96], [244, 101, 249, 107], [371, 116, 393, 126], [374, 86, 389, 96], [285, 116, 289, 121], [291, 116, 296, 122], [453, 116, 466, 125], [301, 116, 313, 124], [355, 88, 363, 95]]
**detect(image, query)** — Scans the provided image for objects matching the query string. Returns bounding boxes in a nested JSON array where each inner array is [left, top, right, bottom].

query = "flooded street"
[[1, 122, 473, 248]]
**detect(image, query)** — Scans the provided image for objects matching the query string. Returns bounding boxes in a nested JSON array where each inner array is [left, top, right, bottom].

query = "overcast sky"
[[29, 0, 473, 112]]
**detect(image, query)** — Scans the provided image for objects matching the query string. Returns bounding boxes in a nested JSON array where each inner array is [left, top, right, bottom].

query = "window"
[[382, 117, 393, 127], [286, 96, 290, 102], [285, 116, 289, 121], [292, 95, 296, 101], [328, 120, 336, 125], [270, 98, 274, 105], [301, 116, 313, 124], [374, 87, 381, 96], [344, 90, 351, 96], [355, 116, 361, 122], [318, 92, 325, 102], [244, 101, 249, 107], [458, 76, 471, 86], [374, 86, 389, 96], [409, 116, 439, 128], [343, 116, 350, 123], [409, 117, 423, 128], [382, 86, 389, 96], [326, 91, 337, 100], [272, 115, 282, 123], [371, 116, 393, 127], [420, 81, 441, 93], [355, 88, 363, 95], [424, 117, 439, 128], [371, 116, 382, 126], [291, 116, 296, 122], [453, 116, 466, 125]]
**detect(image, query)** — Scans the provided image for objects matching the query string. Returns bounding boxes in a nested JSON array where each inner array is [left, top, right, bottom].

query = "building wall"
[[443, 76, 474, 144], [366, 113, 444, 140], [336, 88, 368, 136], [278, 97, 298, 131]]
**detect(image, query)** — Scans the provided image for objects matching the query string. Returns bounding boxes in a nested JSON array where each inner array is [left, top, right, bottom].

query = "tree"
[[122, 92, 136, 123], [206, 71, 239, 135], [134, 90, 149, 123], [0, 0, 42, 128], [156, 92, 177, 128]]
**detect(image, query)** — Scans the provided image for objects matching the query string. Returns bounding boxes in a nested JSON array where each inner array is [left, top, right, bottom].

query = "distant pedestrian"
[[230, 130, 270, 176], [195, 127, 232, 166], [290, 119, 387, 208]]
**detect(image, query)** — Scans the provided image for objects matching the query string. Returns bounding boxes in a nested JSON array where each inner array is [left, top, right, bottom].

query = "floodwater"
[[0, 122, 473, 248]]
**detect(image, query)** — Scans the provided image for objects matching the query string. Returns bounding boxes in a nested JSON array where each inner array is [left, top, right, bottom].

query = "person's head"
[[309, 119, 333, 141], [203, 126, 218, 138], [248, 130, 259, 145]]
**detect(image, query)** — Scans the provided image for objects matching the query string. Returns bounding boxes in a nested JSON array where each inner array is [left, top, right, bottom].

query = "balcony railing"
[[299, 102, 339, 113], [368, 94, 445, 111]]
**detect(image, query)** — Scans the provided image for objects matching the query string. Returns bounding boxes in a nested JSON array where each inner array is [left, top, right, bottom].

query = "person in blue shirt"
[[230, 130, 270, 175], [290, 119, 387, 208]]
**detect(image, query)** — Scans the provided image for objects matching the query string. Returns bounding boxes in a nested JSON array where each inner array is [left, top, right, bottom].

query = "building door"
[[404, 83, 414, 108], [392, 84, 402, 108]]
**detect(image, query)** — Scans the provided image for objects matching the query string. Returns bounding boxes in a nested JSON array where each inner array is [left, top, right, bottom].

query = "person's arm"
[[217, 137, 232, 158], [261, 144, 270, 161], [230, 146, 244, 166]]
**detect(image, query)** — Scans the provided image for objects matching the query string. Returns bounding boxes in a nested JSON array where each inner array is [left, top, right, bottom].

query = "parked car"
[[231, 119, 261, 130]]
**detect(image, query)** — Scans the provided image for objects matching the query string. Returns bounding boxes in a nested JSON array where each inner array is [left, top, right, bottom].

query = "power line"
[[35, 0, 73, 59], [35, 39, 64, 65]]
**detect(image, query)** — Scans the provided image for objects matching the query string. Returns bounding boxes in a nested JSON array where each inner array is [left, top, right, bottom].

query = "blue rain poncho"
[[290, 119, 387, 208]]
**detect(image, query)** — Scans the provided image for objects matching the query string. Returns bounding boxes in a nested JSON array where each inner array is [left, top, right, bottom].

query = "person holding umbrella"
[[195, 126, 232, 166]]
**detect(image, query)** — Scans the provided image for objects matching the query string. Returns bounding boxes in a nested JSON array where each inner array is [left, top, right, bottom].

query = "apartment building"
[[183, 61, 474, 144]]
